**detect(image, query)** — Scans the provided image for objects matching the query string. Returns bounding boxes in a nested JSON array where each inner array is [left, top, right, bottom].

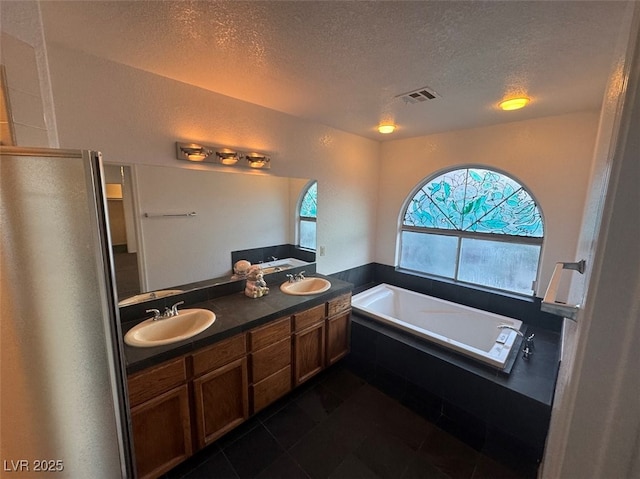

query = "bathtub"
[[351, 283, 523, 370]]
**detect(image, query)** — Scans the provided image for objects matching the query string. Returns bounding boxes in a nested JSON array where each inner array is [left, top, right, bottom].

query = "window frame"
[[398, 166, 544, 297], [297, 180, 317, 251]]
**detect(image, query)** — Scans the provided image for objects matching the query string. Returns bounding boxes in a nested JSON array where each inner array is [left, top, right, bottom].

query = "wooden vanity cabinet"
[[127, 290, 352, 478], [248, 317, 292, 413], [192, 334, 249, 449], [293, 304, 326, 386], [326, 293, 352, 366], [128, 357, 192, 479]]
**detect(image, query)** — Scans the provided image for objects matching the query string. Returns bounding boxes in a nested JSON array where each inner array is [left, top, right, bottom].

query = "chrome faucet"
[[170, 301, 184, 316], [146, 301, 184, 320], [286, 271, 306, 283], [497, 324, 524, 337], [522, 333, 535, 360]]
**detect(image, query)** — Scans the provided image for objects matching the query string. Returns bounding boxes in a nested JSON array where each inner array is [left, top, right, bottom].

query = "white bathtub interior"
[[351, 283, 524, 370]]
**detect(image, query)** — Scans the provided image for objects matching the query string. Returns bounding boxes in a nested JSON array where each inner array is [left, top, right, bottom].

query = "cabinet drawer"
[[250, 337, 291, 383], [248, 316, 291, 351], [251, 365, 292, 413], [293, 304, 326, 332], [128, 357, 187, 407], [327, 293, 352, 317], [192, 334, 246, 377]]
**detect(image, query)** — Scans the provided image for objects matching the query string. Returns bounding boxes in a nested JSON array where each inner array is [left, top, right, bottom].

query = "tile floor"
[[164, 364, 538, 479]]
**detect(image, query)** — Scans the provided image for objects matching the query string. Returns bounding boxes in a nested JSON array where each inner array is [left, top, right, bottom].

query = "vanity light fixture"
[[245, 152, 271, 169], [176, 141, 271, 169], [378, 124, 396, 134], [216, 148, 240, 166], [499, 97, 530, 111], [176, 142, 214, 162]]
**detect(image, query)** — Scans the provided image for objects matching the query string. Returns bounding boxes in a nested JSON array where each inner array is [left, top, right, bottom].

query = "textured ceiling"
[[40, 1, 629, 140]]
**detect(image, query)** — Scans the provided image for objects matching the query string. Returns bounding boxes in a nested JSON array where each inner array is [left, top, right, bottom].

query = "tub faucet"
[[497, 324, 524, 337], [522, 333, 535, 360]]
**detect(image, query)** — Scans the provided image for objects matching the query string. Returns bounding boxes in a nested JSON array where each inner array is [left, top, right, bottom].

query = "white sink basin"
[[124, 309, 216, 347], [280, 277, 331, 295], [259, 258, 310, 275], [118, 289, 184, 307]]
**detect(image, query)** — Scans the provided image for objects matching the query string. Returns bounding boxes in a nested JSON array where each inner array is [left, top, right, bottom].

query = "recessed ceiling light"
[[499, 97, 530, 111], [378, 124, 396, 134]]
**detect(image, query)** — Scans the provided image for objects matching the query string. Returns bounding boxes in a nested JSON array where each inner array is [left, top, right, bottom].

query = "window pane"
[[458, 238, 539, 294], [300, 220, 316, 250], [300, 182, 317, 218], [399, 231, 457, 278]]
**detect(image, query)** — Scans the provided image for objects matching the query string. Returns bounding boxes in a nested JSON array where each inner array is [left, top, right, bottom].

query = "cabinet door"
[[326, 310, 351, 366], [130, 384, 192, 479], [193, 357, 249, 449], [294, 321, 325, 386]]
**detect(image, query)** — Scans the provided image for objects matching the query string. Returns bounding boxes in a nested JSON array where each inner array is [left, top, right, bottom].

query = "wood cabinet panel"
[[128, 356, 187, 407], [193, 357, 249, 448], [294, 322, 325, 385], [293, 304, 325, 332], [250, 337, 291, 383], [251, 365, 292, 413], [326, 311, 351, 366], [327, 293, 352, 317], [130, 384, 192, 479], [248, 316, 291, 350], [192, 333, 246, 377]]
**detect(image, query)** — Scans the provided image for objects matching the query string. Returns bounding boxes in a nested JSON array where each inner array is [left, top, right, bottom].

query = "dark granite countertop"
[[123, 274, 353, 374]]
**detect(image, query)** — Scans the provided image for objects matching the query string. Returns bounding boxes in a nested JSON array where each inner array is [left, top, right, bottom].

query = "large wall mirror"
[[104, 163, 316, 305]]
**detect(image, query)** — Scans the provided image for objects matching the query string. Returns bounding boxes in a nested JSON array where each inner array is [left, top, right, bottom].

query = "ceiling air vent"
[[397, 86, 439, 104]]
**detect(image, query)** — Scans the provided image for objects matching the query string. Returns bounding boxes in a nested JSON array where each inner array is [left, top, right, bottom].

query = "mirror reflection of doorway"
[[104, 165, 141, 299]]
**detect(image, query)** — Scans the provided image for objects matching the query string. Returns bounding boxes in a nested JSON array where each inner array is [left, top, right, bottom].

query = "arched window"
[[298, 181, 317, 251], [399, 167, 543, 295]]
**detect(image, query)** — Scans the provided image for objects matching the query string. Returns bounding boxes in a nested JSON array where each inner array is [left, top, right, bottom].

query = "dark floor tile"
[[378, 403, 433, 450], [289, 420, 368, 479], [183, 451, 239, 479], [471, 454, 526, 479], [353, 429, 416, 479], [256, 454, 309, 479], [165, 443, 220, 478], [401, 452, 452, 479], [294, 383, 343, 423], [262, 402, 319, 450], [329, 453, 382, 479], [255, 392, 295, 422], [216, 416, 262, 449], [223, 424, 285, 478], [419, 426, 480, 479], [320, 364, 366, 400]]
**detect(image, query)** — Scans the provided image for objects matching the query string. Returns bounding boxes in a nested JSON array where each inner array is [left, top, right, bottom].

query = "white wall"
[[376, 111, 599, 297], [542, 3, 640, 477], [0, 0, 58, 147], [134, 165, 302, 291], [46, 45, 380, 277]]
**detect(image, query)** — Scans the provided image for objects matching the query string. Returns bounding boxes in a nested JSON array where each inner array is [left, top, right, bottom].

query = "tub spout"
[[497, 324, 524, 337]]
